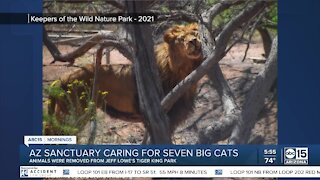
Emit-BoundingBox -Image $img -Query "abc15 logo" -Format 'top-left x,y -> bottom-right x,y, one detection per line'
284,147 -> 308,160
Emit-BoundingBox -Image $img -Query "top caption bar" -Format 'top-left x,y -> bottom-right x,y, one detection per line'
0,13 -> 157,24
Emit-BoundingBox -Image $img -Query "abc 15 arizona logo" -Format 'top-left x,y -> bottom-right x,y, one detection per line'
283,147 -> 308,165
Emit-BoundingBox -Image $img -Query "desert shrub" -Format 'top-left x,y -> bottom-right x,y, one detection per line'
43,79 -> 107,135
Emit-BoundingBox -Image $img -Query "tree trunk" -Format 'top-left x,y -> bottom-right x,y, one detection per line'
257,27 -> 272,57
125,0 -> 171,144
43,28 -> 62,60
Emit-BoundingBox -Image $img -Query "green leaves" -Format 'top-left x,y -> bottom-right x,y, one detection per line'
43,79 -> 101,136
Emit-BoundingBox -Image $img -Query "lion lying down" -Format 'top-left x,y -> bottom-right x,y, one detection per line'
47,23 -> 203,139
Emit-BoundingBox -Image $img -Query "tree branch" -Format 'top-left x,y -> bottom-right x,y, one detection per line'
241,9 -> 266,62
100,39 -> 133,61
44,30 -> 133,66
48,31 -> 116,65
201,0 -> 245,32
198,65 -> 241,144
53,34 -> 94,46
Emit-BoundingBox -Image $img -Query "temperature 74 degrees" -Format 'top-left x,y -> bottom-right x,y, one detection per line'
264,157 -> 276,164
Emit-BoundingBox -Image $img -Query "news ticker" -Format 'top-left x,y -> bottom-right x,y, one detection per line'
0,13 -> 157,24
20,166 -> 320,178
20,144 -> 320,166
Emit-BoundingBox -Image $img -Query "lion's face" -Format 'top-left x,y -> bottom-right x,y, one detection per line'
164,23 -> 202,60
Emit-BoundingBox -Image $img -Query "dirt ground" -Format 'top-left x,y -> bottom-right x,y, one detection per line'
43,37 -> 277,180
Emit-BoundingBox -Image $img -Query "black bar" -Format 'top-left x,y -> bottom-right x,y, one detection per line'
0,13 -> 158,24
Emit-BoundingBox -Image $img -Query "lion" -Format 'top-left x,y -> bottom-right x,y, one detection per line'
46,23 -> 203,138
